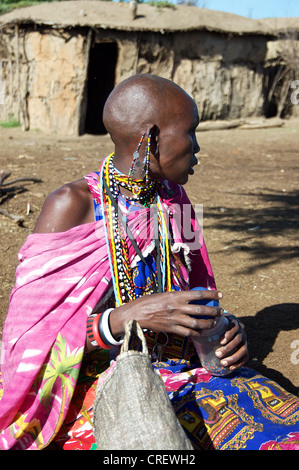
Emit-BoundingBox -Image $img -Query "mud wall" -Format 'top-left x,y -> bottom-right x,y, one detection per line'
171,32 -> 268,120
0,27 -> 88,134
0,26 -> 297,135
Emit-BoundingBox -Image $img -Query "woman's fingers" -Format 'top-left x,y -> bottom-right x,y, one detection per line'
215,317 -> 249,369
218,344 -> 249,370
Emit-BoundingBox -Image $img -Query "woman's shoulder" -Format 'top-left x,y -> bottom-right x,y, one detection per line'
34,178 -> 94,233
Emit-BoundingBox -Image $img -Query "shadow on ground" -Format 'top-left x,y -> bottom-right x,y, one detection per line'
204,188 -> 299,274
240,303 -> 299,395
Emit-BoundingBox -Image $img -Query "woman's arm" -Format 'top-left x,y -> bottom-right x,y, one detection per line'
86,289 -> 223,352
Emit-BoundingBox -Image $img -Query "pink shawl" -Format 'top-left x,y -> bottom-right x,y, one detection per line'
0,181 -> 214,449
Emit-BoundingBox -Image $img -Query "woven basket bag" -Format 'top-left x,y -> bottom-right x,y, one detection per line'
93,319 -> 193,450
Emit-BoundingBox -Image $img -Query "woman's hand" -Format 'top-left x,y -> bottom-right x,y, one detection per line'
215,314 -> 249,371
90,290 -> 249,372
109,289 -> 223,340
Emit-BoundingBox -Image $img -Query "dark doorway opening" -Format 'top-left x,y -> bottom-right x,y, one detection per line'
84,42 -> 118,135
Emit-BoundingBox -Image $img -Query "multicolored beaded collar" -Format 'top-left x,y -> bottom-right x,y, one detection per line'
98,153 -> 172,307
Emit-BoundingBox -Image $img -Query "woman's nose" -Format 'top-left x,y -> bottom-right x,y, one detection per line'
194,140 -> 200,154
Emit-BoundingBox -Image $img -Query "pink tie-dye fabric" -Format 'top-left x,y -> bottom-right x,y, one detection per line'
0,180 -> 214,449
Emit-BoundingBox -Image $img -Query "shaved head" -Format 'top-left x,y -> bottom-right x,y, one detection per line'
102,74 -> 193,144
102,74 -> 199,182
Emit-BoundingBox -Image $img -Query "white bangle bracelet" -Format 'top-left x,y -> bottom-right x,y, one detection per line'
100,308 -> 124,346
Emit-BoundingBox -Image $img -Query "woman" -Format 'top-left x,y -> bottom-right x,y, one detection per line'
0,75 -> 298,450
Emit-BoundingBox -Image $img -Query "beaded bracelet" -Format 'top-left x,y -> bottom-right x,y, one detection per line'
98,308 -> 124,347
86,313 -> 112,350
86,314 -> 99,347
86,309 -> 123,349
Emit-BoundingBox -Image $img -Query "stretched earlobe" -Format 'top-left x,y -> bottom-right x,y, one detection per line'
150,125 -> 160,160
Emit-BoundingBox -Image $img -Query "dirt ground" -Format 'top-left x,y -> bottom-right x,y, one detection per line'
0,118 -> 298,395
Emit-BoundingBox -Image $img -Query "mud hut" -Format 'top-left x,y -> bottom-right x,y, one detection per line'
0,1 -> 298,135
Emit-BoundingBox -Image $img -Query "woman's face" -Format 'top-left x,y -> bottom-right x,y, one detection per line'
149,96 -> 200,185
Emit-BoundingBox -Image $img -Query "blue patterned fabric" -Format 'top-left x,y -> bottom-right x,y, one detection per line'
152,361 -> 299,450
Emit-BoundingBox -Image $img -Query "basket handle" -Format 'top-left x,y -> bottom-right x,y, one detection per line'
120,319 -> 149,356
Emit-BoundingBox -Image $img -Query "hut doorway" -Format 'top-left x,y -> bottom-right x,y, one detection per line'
84,42 -> 118,135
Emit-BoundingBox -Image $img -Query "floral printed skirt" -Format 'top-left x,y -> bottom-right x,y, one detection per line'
54,350 -> 299,450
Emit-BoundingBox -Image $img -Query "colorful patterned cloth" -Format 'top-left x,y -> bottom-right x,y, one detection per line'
0,164 -> 298,450
55,352 -> 299,450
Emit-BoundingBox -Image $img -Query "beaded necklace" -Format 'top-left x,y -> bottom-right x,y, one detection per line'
99,153 -> 172,307
113,167 -> 156,209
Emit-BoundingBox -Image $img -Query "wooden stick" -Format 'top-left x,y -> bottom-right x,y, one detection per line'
0,208 -> 24,224
0,172 -> 42,224
0,170 -> 11,186
0,176 -> 42,187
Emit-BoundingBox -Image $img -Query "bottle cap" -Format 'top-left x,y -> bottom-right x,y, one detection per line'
199,314 -> 229,337
190,286 -> 219,319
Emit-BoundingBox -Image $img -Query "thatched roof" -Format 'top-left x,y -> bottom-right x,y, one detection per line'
260,16 -> 299,34
0,0 -> 292,36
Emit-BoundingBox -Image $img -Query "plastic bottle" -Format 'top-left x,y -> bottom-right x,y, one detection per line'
190,287 -> 231,377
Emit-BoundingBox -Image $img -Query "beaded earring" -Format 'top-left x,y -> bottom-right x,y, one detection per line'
129,132 -> 145,179
142,132 -> 151,184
